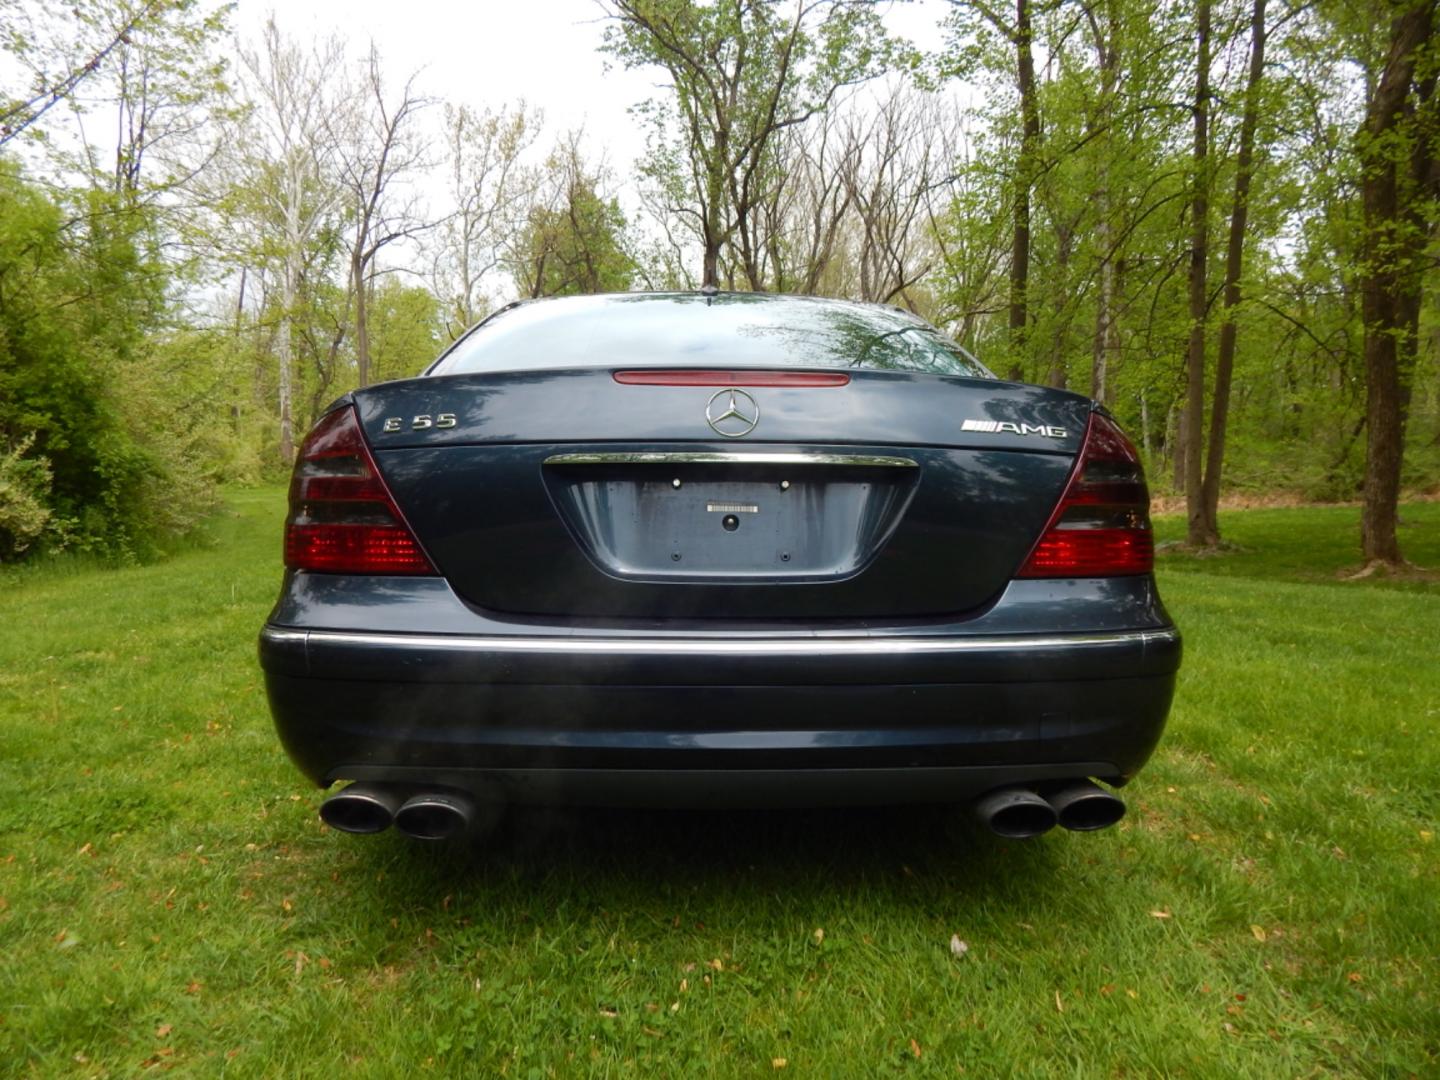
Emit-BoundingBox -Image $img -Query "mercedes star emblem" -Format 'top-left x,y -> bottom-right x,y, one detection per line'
705,388 -> 760,438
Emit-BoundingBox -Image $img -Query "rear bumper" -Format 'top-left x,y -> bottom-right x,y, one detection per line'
259,622 -> 1180,806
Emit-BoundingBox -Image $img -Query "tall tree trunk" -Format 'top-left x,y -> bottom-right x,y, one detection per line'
1092,197 -> 1115,404
702,233 -> 721,288
1358,2 -> 1436,567
1008,0 -> 1040,381
701,129 -> 727,288
1198,0 -> 1268,545
1171,404 -> 1185,490
1183,0 -> 1211,546
1047,222 -> 1074,388
353,253 -> 371,388
278,195 -> 300,465
1140,389 -> 1151,458
1090,1 -> 1119,404
231,267 -> 248,430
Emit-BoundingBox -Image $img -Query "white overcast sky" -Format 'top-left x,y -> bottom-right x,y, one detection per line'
231,0 -> 957,181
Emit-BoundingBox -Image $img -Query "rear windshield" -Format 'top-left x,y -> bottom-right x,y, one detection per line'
429,293 -> 992,379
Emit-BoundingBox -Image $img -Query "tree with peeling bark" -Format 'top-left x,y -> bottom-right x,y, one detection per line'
232,20 -> 349,464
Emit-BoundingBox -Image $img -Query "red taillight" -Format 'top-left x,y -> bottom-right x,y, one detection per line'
1017,412 -> 1153,578
613,370 -> 850,387
284,406 -> 436,575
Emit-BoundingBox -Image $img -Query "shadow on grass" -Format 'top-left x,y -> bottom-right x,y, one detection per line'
338,803 -> 1067,922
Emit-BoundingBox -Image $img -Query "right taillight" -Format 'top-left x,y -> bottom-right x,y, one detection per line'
284,406 -> 436,575
1016,412 -> 1153,578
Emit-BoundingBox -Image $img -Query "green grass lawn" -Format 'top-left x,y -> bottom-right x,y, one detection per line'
2,491 -> 1436,1077
1154,501 -> 1440,592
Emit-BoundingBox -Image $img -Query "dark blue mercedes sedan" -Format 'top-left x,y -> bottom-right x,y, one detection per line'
259,292 -> 1180,841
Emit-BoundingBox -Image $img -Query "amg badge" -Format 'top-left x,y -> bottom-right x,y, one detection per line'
961,419 -> 1069,438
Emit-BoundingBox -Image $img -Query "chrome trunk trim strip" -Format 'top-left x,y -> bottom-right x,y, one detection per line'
543,451 -> 919,468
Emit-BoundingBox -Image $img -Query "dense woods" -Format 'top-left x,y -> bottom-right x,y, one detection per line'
1,0 -> 1437,566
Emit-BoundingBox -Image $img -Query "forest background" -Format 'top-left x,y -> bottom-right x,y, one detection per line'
2,0 -> 1437,569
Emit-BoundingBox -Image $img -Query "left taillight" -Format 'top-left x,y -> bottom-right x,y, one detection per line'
1016,411 -> 1154,578
284,406 -> 436,575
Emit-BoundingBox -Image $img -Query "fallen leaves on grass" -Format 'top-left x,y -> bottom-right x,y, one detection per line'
1149,909 -> 1172,920
771,1058 -> 787,1069
949,935 -> 969,958
1250,925 -> 1268,942
155,1024 -> 172,1038
910,1038 -> 922,1059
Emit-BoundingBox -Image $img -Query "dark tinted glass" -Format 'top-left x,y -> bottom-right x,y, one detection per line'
430,293 -> 992,378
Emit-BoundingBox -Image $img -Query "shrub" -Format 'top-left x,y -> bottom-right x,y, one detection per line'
0,435 -> 52,559
0,160 -> 217,562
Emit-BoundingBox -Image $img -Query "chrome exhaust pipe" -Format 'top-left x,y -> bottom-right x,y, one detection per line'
973,787 -> 1058,839
319,782 -> 405,834
1047,780 -> 1126,832
393,790 -> 476,841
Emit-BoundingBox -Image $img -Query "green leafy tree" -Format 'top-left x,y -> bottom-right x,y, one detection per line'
1,0 -> 234,202
509,139 -> 636,298
366,278 -> 446,383
602,0 -> 892,288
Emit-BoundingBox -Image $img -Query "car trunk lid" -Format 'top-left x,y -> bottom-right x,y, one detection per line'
353,369 -> 1090,619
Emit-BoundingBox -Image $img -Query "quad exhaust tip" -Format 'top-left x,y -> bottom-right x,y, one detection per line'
319,782 -> 405,835
973,786 -> 1058,839
320,784 -> 477,840
973,781 -> 1126,838
1048,779 -> 1126,831
393,790 -> 476,841
323,780 -> 1122,841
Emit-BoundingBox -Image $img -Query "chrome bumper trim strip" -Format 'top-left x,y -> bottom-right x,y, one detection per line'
263,626 -> 1178,658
